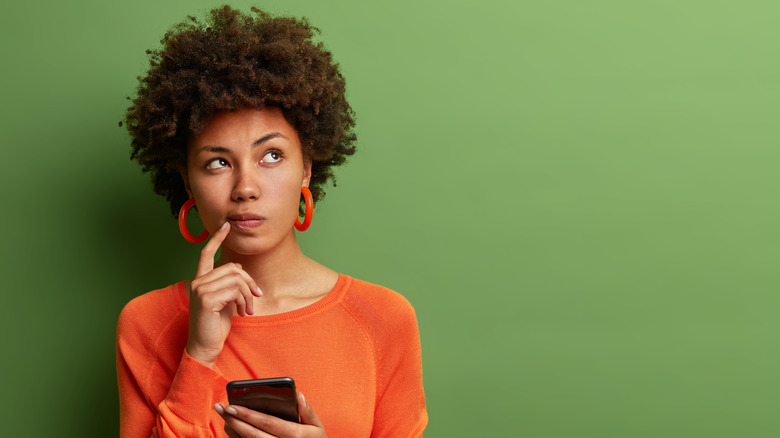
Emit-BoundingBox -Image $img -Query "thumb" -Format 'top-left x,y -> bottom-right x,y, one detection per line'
298,392 -> 324,427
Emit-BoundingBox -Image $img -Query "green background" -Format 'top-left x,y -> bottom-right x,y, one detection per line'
2,0 -> 779,436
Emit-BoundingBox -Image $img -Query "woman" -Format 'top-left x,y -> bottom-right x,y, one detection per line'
116,6 -> 427,437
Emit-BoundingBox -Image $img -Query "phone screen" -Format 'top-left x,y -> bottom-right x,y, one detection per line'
226,378 -> 299,423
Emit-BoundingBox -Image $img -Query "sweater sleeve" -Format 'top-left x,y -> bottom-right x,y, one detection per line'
117,290 -> 230,437
153,351 -> 229,436
369,293 -> 428,437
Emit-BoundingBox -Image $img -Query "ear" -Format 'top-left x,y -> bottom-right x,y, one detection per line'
302,159 -> 312,187
181,170 -> 193,199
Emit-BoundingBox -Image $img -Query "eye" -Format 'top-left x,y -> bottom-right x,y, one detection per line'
261,150 -> 282,164
206,158 -> 229,169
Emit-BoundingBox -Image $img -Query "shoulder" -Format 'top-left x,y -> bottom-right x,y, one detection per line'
343,276 -> 417,315
339,277 -> 424,404
339,276 -> 420,336
117,282 -> 188,345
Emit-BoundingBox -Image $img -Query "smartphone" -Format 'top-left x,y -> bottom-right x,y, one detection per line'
226,377 -> 299,423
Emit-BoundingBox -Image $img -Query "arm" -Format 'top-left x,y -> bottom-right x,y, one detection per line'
117,341 -> 229,437
117,222 -> 260,437
370,296 -> 428,437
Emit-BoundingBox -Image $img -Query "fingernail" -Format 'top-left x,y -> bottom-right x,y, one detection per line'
214,403 -> 225,415
225,405 -> 238,416
300,393 -> 306,405
256,287 -> 263,296
220,222 -> 228,230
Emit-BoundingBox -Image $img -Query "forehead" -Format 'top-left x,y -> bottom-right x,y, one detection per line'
191,107 -> 300,148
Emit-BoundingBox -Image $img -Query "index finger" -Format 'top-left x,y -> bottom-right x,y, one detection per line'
196,222 -> 230,277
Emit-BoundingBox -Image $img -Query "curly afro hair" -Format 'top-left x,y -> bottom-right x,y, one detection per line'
123,5 -> 356,217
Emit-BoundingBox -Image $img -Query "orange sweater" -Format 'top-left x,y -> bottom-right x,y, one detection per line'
116,274 -> 427,437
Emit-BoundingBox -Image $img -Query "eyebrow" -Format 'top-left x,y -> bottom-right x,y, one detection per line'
198,132 -> 289,153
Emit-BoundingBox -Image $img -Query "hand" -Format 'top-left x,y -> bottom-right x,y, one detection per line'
215,393 -> 327,438
186,222 -> 262,368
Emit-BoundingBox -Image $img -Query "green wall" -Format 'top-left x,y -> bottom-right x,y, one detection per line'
2,0 -> 779,436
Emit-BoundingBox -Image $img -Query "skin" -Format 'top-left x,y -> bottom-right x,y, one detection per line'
181,106 -> 337,437
215,394 -> 325,438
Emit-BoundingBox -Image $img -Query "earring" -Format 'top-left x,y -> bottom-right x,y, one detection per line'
178,198 -> 210,244
295,187 -> 314,232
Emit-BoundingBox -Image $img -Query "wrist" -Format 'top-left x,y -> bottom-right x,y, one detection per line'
186,344 -> 218,369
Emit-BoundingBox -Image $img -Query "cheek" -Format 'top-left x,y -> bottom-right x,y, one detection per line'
265,181 -> 305,225
269,182 -> 304,212
190,179 -> 219,203
189,185 -> 228,229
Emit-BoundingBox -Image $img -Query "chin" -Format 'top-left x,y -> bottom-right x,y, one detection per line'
223,232 -> 289,256
225,240 -> 274,256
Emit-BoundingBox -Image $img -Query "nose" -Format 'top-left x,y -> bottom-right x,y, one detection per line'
231,167 -> 260,201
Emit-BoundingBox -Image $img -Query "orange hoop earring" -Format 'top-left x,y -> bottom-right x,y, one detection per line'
178,198 -> 210,244
295,187 -> 313,232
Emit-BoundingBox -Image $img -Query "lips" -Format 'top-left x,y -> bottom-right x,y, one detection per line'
228,213 -> 266,230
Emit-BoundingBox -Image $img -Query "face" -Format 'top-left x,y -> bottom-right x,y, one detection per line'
183,107 -> 311,255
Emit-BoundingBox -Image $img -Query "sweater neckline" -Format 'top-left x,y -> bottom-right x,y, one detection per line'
174,273 -> 350,327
